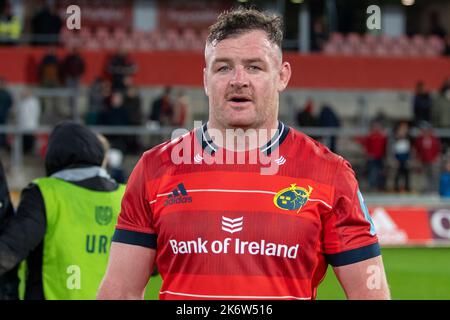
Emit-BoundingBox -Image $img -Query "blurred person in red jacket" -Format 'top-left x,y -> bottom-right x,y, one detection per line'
414,121 -> 442,193
357,120 -> 388,192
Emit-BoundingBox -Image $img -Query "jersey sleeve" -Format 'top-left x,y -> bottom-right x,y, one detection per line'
322,159 -> 380,267
112,156 -> 157,249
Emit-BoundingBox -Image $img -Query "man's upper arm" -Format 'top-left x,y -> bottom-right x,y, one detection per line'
322,159 -> 388,298
333,255 -> 390,300
98,156 -> 158,299
98,242 -> 156,300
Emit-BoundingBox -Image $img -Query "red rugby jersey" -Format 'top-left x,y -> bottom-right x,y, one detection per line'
113,122 -> 379,300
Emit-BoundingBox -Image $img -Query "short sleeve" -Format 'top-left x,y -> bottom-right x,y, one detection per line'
112,156 -> 157,249
322,159 -> 380,267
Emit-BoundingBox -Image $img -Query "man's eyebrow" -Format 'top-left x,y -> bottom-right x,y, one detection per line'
242,58 -> 265,64
211,58 -> 265,64
211,58 -> 232,64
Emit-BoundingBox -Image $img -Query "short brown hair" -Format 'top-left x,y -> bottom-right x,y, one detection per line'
207,7 -> 283,48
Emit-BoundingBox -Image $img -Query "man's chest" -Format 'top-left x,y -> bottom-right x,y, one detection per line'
149,170 -> 334,255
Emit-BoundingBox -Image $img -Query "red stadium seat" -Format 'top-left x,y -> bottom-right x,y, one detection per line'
340,43 -> 355,56
379,34 -> 392,47
85,38 -> 101,50
330,32 -> 344,45
102,37 -> 118,50
395,35 -> 409,49
79,27 -> 93,40
347,33 -> 361,45
389,44 -> 406,57
135,38 -> 154,51
166,29 -> 187,50
151,30 -> 171,50
95,26 -> 110,41
363,33 -> 377,48
427,36 -> 444,54
323,42 -> 339,55
411,34 -> 426,49
373,44 -> 389,57
356,44 -> 372,56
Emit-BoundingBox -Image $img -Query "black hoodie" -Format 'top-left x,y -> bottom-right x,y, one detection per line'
0,160 -> 19,299
0,121 -> 119,299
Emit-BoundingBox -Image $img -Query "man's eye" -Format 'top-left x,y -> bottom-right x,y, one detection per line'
217,66 -> 230,72
247,65 -> 261,71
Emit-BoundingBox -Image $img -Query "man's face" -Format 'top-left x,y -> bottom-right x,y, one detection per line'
204,30 -> 291,129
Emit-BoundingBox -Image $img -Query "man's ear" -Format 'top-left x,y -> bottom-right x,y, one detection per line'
203,67 -> 209,96
277,62 -> 291,92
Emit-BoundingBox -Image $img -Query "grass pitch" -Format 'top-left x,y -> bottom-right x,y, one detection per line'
145,247 -> 450,300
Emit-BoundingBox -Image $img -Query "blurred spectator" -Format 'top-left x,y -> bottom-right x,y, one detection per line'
393,121 -> 411,192
124,86 -> 143,126
61,46 -> 85,88
311,17 -> 328,52
414,122 -> 441,193
0,77 -> 12,149
373,111 -> 389,129
61,47 -> 85,119
173,90 -> 189,127
31,4 -> 62,45
431,78 -> 450,128
99,91 -> 129,151
124,85 -> 142,153
86,78 -> 104,125
444,35 -> 450,57
356,121 -> 388,192
318,104 -> 340,152
439,156 -> 450,198
296,99 -> 316,127
38,47 -> 62,123
107,48 -> 137,91
100,91 -> 129,126
428,11 -> 447,40
149,86 -> 174,126
38,47 -> 60,87
0,0 -> 21,45
16,87 -> 41,154
413,81 -> 432,125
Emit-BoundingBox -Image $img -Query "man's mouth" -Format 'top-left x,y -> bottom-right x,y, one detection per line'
228,95 -> 252,103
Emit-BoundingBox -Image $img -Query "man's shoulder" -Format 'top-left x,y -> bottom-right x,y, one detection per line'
140,129 -> 195,167
289,126 -> 344,165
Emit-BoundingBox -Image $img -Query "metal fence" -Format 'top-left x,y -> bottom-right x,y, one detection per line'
2,124 -> 450,171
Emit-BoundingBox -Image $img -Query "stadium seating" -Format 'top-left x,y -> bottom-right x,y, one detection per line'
324,32 -> 445,57
52,27 -> 450,57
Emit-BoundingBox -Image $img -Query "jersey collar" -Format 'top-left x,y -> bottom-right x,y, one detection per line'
195,121 -> 289,156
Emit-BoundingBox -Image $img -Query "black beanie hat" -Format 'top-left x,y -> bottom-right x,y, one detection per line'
45,121 -> 105,176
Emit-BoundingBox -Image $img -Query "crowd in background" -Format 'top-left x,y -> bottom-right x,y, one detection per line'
293,77 -> 450,197
1,1 -> 450,196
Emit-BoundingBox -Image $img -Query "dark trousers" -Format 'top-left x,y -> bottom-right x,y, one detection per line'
395,161 -> 410,192
368,159 -> 385,191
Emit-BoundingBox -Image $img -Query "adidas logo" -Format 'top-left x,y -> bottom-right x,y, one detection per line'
371,207 -> 407,244
164,183 -> 192,206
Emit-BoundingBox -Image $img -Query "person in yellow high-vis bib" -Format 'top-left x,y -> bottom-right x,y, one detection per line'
0,121 -> 125,299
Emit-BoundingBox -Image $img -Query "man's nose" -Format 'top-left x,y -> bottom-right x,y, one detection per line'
230,66 -> 249,88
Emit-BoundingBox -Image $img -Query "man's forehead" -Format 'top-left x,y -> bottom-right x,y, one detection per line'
205,30 -> 282,64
